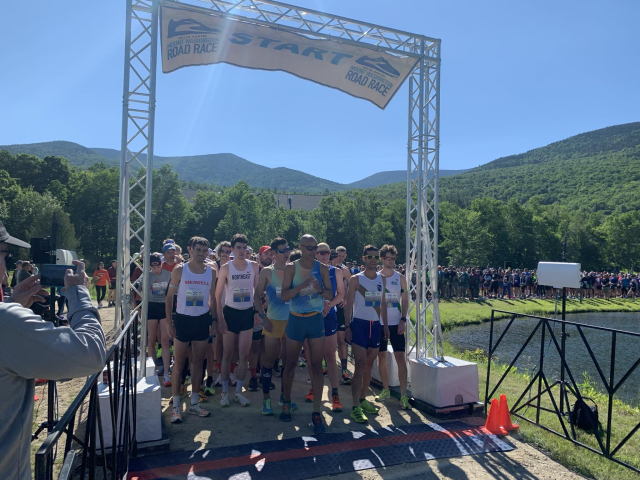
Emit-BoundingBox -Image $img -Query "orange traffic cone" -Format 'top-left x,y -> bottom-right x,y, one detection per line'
498,394 -> 519,432
485,398 -> 507,435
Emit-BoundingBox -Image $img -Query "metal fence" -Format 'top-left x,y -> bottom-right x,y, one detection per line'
35,314 -> 139,480
485,309 -> 640,473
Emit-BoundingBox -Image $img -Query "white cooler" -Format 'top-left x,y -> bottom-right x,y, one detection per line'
410,356 -> 479,408
96,375 -> 162,449
371,345 -> 401,387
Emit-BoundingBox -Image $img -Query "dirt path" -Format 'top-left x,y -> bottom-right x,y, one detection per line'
32,307 -> 585,479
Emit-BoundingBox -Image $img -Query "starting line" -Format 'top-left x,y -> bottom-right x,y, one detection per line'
128,421 -> 513,480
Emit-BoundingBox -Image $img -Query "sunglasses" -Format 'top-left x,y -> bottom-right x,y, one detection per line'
220,249 -> 232,255
302,245 -> 318,252
365,255 -> 380,260
383,256 -> 396,261
276,247 -> 291,254
318,251 -> 330,255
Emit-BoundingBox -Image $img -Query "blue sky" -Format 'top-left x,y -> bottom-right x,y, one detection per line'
1,1 -> 638,184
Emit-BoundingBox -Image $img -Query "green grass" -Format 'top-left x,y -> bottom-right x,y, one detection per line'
432,297 -> 640,330
449,341 -> 640,480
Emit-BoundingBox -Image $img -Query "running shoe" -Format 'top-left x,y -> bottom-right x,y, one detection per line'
249,377 -> 259,391
332,395 -> 343,412
234,392 -> 250,407
297,356 -> 306,367
306,377 -> 311,384
280,403 -> 292,422
312,413 -> 326,434
163,376 -> 171,387
350,406 -> 368,423
278,395 -> 298,410
220,392 -> 230,407
262,398 -> 274,416
198,389 -> 208,403
171,406 -> 182,423
400,395 -> 413,410
305,389 -> 314,402
188,403 -> 210,417
204,385 -> 215,396
360,399 -> 379,415
341,371 -> 351,385
229,372 -> 238,386
179,386 -> 185,396
375,389 -> 391,402
322,368 -> 328,376
214,374 -> 222,387
184,375 -> 191,386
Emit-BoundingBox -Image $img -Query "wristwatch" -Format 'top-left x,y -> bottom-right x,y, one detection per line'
259,313 -> 266,320
401,317 -> 407,322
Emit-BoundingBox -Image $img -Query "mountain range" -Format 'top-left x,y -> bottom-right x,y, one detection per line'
0,141 -> 467,193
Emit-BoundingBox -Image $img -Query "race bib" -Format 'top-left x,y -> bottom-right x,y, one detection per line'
365,291 -> 382,307
233,287 -> 251,303
151,282 -> 167,295
186,288 -> 204,306
386,293 -> 399,309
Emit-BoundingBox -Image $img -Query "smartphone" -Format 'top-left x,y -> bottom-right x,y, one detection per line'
41,264 -> 77,287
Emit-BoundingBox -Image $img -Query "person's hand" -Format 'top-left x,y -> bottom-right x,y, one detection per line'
168,323 -> 176,340
384,326 -> 390,341
338,299 -> 347,308
264,317 -> 273,333
322,300 -> 331,317
345,326 -> 352,344
299,276 -> 314,289
397,320 -> 406,336
210,322 -> 218,337
10,274 -> 48,308
64,260 -> 89,289
218,317 -> 228,334
254,312 -> 262,326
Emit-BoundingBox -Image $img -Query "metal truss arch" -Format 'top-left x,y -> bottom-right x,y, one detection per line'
118,0 -> 442,374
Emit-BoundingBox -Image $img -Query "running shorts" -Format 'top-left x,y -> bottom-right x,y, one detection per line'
336,305 -> 346,331
252,329 -> 263,341
223,305 -> 255,334
147,302 -> 166,321
263,318 -> 288,339
324,312 -> 338,337
286,312 -> 324,343
379,324 -> 406,352
109,281 -> 116,290
174,311 -> 212,343
349,318 -> 381,350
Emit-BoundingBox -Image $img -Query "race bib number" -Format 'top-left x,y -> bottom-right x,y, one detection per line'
365,291 -> 382,307
233,287 -> 251,303
386,293 -> 399,309
151,282 -> 167,296
186,288 -> 204,306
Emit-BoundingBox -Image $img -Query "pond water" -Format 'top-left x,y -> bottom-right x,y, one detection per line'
445,311 -> 640,406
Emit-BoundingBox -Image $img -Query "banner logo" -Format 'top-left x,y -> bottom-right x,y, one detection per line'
355,56 -> 400,78
168,18 -> 221,38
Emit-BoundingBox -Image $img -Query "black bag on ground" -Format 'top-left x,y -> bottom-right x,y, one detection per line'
571,396 -> 599,431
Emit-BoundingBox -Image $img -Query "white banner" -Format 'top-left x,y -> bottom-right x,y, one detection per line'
160,4 -> 419,109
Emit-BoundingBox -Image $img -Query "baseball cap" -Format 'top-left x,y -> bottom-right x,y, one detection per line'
0,221 -> 31,248
162,243 -> 177,253
258,246 -> 271,255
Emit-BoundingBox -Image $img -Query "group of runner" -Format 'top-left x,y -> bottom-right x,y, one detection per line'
136,234 -> 411,434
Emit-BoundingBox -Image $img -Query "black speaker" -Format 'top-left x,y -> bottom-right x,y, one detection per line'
30,237 -> 51,264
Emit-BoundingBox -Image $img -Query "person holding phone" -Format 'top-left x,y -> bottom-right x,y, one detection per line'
0,219 -> 106,479
92,262 -> 110,309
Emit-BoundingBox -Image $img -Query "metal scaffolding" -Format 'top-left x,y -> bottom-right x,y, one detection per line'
117,0 -> 442,375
